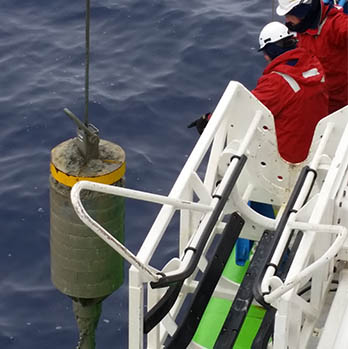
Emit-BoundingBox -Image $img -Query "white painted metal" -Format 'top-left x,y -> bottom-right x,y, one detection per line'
318,269 -> 348,349
261,121 -> 335,296
71,181 -> 212,282
71,181 -> 212,213
264,222 -> 347,303
270,107 -> 348,349
69,85 -> 348,348
166,111 -> 264,279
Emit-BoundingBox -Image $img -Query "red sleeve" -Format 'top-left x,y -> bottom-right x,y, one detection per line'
328,11 -> 348,47
252,74 -> 288,118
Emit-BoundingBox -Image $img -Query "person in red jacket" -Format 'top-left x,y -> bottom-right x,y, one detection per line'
277,0 -> 348,114
187,22 -> 328,265
252,21 -> 328,163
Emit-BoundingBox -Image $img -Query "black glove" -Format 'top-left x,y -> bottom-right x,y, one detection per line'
187,112 -> 212,135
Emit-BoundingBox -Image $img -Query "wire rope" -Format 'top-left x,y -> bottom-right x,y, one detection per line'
85,0 -> 90,126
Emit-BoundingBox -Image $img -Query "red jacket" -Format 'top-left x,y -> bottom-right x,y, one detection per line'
297,3 -> 348,113
252,48 -> 328,163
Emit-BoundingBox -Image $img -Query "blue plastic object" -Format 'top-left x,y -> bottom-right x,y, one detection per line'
235,201 -> 275,266
235,238 -> 253,266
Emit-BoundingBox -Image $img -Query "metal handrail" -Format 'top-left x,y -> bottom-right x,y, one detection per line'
150,110 -> 265,286
70,181 -> 212,282
150,154 -> 247,289
70,108 -> 268,288
264,222 -> 347,304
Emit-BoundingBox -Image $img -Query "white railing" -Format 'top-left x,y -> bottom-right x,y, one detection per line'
70,181 -> 213,282
70,79 -> 348,349
71,81 -> 288,348
261,106 -> 348,349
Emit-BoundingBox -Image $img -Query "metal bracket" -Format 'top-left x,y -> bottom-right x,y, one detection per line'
64,107 -> 100,161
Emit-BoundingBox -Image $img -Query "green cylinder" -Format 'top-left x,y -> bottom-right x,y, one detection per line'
50,138 -> 126,298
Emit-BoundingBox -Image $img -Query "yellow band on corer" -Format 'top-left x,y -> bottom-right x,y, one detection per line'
50,161 -> 126,187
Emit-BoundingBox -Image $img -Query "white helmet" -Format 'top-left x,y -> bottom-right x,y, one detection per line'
258,21 -> 293,51
276,0 -> 312,16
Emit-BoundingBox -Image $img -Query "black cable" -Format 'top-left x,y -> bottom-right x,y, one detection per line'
85,0 -> 90,126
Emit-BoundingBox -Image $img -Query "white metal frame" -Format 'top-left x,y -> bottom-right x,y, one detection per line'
70,84 -> 348,348
262,106 -> 348,349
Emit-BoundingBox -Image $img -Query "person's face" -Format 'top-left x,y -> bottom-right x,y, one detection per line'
263,53 -> 271,63
285,14 -> 302,25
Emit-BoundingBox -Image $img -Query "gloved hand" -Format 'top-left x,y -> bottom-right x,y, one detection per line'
187,112 -> 212,135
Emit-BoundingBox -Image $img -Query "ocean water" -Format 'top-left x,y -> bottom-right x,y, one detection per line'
0,1 -> 279,348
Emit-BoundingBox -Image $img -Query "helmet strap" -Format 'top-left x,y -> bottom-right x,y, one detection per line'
264,38 -> 297,60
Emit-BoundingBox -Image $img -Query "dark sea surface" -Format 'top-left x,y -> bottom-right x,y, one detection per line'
0,1 -> 280,348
